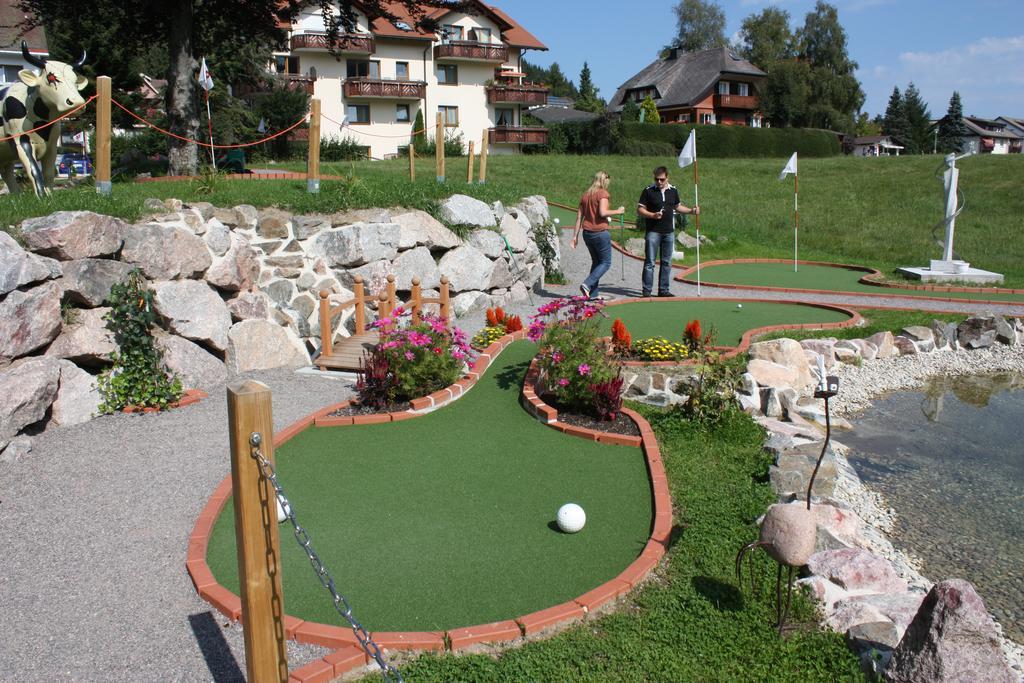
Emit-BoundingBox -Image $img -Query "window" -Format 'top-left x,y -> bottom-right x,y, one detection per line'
468,27 -> 492,43
702,113 -> 715,125
396,104 -> 410,122
347,104 -> 370,124
347,60 -> 379,79
437,64 -> 458,85
275,55 -> 300,75
495,108 -> 514,126
676,113 -> 690,123
395,62 -> 409,81
737,82 -> 749,97
1,64 -> 21,82
718,81 -> 729,95
439,105 -> 459,127
442,24 -> 463,41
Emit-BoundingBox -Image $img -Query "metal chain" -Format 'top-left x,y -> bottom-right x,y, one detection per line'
248,433 -> 403,682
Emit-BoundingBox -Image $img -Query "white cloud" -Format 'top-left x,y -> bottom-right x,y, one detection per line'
861,35 -> 1024,117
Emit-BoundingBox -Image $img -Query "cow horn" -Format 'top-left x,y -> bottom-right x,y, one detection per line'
73,49 -> 87,69
21,41 -> 47,69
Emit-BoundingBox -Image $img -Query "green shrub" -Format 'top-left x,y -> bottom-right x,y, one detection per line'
96,270 -> 182,413
618,122 -> 841,158
320,135 -> 370,161
413,129 -> 465,157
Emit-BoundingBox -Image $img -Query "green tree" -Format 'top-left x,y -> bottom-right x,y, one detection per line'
737,7 -> 794,69
575,62 -> 604,113
640,96 -> 661,124
758,59 -> 811,128
936,91 -> 969,154
668,0 -> 728,53
902,82 -> 932,154
796,1 -> 864,132
882,86 -> 910,146
522,59 -> 579,99
412,108 -> 426,149
620,100 -> 641,123
253,83 -> 310,158
855,112 -> 882,136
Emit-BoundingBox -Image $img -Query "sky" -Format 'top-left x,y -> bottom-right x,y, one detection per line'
507,0 -> 1024,119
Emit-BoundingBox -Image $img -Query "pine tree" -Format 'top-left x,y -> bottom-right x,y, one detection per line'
882,86 -> 909,147
640,96 -> 660,124
575,62 -> 604,113
902,82 -> 931,154
621,100 -> 641,123
412,108 -> 426,149
936,91 -> 968,154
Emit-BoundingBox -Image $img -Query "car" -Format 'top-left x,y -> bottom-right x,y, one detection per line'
56,152 -> 93,177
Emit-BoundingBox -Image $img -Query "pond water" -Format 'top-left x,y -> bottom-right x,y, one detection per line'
842,372 -> 1024,643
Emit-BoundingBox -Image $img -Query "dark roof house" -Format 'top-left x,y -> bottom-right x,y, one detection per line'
961,116 -> 1022,154
0,0 -> 48,83
610,47 -> 766,127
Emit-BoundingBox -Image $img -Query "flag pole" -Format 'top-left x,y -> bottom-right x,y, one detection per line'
620,213 -> 625,281
205,88 -> 216,170
793,172 -> 799,272
693,154 -> 701,296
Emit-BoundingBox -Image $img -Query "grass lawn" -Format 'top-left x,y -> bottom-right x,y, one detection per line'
207,341 -> 653,631
599,299 -> 854,344
755,307 -> 969,343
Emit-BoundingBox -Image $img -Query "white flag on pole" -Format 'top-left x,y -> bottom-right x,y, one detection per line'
779,152 -> 798,180
677,129 -> 696,168
257,118 -> 267,134
72,131 -> 86,144
198,57 -> 214,92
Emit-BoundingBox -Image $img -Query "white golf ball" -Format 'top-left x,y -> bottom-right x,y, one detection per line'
737,303 -> 743,309
554,218 -> 560,225
556,503 -> 586,533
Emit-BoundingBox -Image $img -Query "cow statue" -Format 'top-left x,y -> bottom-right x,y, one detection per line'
0,41 -> 87,197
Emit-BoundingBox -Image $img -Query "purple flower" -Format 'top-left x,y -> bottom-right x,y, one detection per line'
558,378 -> 569,387
404,351 -> 415,361
578,363 -> 591,376
551,351 -> 564,363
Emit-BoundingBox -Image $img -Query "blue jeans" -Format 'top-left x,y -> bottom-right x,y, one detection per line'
643,231 -> 674,295
581,229 -> 612,297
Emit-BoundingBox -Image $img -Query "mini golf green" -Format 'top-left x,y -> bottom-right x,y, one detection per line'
206,341 -> 653,631
599,299 -> 853,344
687,262 -> 1024,303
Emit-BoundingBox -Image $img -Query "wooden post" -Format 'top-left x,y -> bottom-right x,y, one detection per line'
467,140 -> 475,184
435,112 -> 445,182
95,76 -> 112,195
318,291 -> 332,368
408,142 -> 415,181
227,381 -> 288,683
478,132 -> 489,185
307,98 -> 321,194
385,274 -> 396,315
439,276 -> 451,321
410,277 -> 422,325
353,276 -> 365,335
378,291 -> 390,325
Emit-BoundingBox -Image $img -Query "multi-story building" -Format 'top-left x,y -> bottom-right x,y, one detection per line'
274,1 -> 549,159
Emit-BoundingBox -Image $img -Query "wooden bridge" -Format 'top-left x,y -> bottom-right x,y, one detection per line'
315,274 -> 451,371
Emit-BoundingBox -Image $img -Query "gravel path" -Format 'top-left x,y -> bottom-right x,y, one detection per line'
2,225 -> 1021,681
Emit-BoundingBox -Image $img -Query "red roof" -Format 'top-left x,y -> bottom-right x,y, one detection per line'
0,0 -> 48,54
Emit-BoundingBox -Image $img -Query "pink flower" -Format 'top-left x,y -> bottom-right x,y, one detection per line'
392,306 -> 405,317
552,351 -> 564,363
404,351 -> 415,361
578,363 -> 591,376
558,378 -> 569,387
433,347 -> 442,354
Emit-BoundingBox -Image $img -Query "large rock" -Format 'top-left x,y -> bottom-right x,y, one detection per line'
886,580 -> 1015,683
800,338 -> 837,366
0,231 -> 61,296
0,357 -> 62,440
205,232 -> 260,292
993,316 -> 1016,346
438,245 -> 495,292
256,208 -> 292,239
292,214 -> 331,241
807,548 -> 907,594
152,281 -> 231,352
748,339 -> 814,390
391,246 -> 441,290
500,213 -> 530,253
45,307 -> 116,367
488,257 -> 516,289
309,222 -> 401,267
467,229 -> 505,258
156,333 -> 228,391
393,210 -> 461,250
60,258 -> 135,308
516,195 -> 550,229
262,278 -> 297,306
846,592 -> 926,634
121,223 -> 212,280
203,220 -> 232,256
866,330 -> 896,358
50,361 -> 101,427
759,502 -> 817,566
747,358 -> 799,390
957,316 -> 998,349
450,290 -> 491,317
328,208 -> 392,226
225,320 -> 310,373
226,291 -> 271,322
929,320 -> 958,350
0,280 -> 62,364
21,211 -> 126,260
900,326 -> 935,346
437,194 -> 496,228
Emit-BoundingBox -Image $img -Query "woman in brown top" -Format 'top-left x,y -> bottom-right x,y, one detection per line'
571,171 -> 625,299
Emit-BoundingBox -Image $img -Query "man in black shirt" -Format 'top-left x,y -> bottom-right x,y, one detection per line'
636,166 -> 699,297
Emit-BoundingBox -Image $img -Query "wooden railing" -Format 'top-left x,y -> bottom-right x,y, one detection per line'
318,276 -> 368,361
713,93 -> 758,110
291,32 -> 375,54
486,84 -> 549,105
343,78 -> 427,99
489,126 -> 549,145
434,41 -> 508,62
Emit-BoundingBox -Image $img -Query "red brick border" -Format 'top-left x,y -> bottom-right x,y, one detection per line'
122,388 -> 208,414
674,258 -> 1024,308
186,326 -> 670,676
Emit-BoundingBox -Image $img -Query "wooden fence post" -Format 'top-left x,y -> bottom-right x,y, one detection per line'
439,276 -> 451,321
436,112 -> 445,182
410,277 -> 422,325
467,140 -> 475,184
95,75 -> 112,196
307,98 -> 321,194
318,291 -> 332,367
354,276 -> 365,335
227,381 -> 288,683
478,132 -> 489,185
385,274 -> 396,315
408,142 -> 415,181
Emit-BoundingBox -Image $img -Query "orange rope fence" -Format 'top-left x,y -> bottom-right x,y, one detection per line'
321,112 -> 430,140
0,95 -> 97,143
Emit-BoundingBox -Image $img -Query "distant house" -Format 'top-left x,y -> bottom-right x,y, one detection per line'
996,117 -> 1024,153
0,0 -> 49,83
610,47 -> 766,127
853,135 -> 904,156
961,116 -> 1022,155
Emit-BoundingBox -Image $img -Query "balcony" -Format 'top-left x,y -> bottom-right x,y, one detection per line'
489,126 -> 548,145
291,31 -> 375,55
343,78 -> 426,100
236,73 -> 315,97
486,84 -> 549,105
434,41 -> 508,63
713,93 -> 758,110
